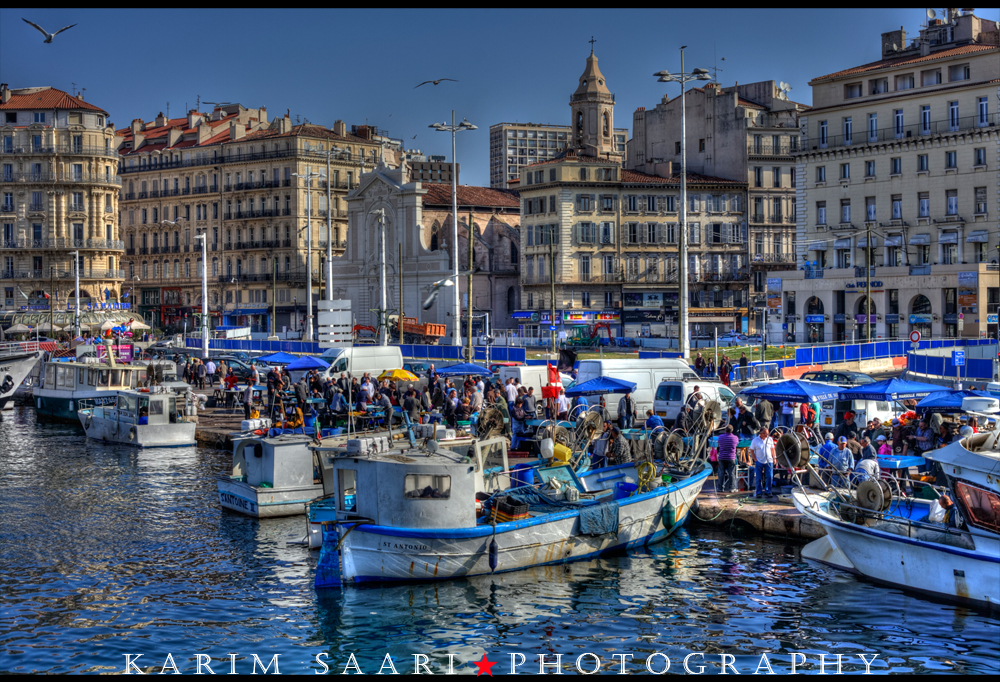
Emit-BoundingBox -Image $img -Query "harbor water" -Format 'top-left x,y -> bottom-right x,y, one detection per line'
2,407 -> 998,675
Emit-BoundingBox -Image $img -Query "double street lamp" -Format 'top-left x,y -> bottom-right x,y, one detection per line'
430,112 -> 477,347
292,168 -> 327,342
654,47 -> 711,359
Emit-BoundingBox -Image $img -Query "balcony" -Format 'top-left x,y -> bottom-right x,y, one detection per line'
5,238 -> 125,250
909,264 -> 932,276
139,247 -> 149,255
313,209 -> 348,219
802,112 -> 999,152
752,253 -> 797,264
747,144 -> 794,156
217,269 -> 320,284
151,246 -> 160,254
170,245 -> 181,253
804,268 -> 824,279
28,202 -> 45,212
0,268 -> 126,280
69,203 -> 86,212
0,143 -> 119,159
126,247 -> 135,255
317,240 -> 349,250
1,203 -> 13,213
3,171 -> 121,186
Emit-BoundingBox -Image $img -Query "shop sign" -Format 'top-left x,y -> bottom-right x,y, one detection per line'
854,314 -> 876,323
845,281 -> 883,289
958,272 -> 978,307
561,311 -> 619,323
621,309 -> 664,323
884,314 -> 899,324
766,278 -> 782,313
943,313 -> 959,324
833,314 -> 846,323
805,315 -> 825,323
909,314 -> 932,324
622,292 -> 665,308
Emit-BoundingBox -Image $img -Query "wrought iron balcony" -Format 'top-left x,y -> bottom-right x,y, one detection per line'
0,144 -> 119,158
802,112 -> 999,153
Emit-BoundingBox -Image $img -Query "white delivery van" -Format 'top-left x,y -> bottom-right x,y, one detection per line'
652,381 -> 737,427
817,398 -> 897,434
497,365 -> 574,394
319,346 -> 403,380
575,359 -> 699,419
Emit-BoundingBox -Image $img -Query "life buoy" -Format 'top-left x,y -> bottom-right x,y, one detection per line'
85,413 -> 93,430
129,426 -> 137,442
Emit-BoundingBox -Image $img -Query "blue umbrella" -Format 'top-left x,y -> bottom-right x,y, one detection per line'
915,389 -> 993,415
741,379 -> 842,403
435,362 -> 493,377
838,378 -> 945,402
285,355 -> 330,371
564,376 -> 637,397
256,351 -> 298,364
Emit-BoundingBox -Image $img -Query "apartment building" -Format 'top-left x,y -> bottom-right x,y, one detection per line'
1,85 -> 122,318
515,52 -> 747,339
628,80 -> 808,333
490,122 -> 627,189
116,107 -> 381,333
787,9 -> 1000,343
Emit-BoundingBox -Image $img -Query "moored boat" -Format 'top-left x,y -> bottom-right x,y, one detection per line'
78,387 -> 196,447
0,344 -> 44,412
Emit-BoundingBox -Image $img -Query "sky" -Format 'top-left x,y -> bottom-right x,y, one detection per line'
3,8 -> 998,187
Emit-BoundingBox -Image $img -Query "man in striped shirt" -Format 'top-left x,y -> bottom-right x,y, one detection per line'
716,424 -> 740,493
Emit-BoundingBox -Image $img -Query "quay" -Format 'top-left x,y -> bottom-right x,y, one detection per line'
691,487 -> 825,540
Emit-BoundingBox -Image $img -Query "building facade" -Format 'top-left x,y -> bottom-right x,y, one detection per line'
116,107 -> 382,334
628,80 -> 807,333
337,163 -> 521,338
402,150 -> 459,184
1,85 -> 123,320
515,53 -> 748,340
489,121 -> 627,189
789,9 -> 999,343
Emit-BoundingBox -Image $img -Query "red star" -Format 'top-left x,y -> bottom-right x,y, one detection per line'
473,653 -> 496,677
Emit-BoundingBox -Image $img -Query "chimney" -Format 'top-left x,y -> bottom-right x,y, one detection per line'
130,118 -> 144,136
229,120 -> 246,141
881,27 -> 906,58
187,109 -> 202,129
0,84 -> 10,104
333,119 -> 346,136
258,106 -> 268,124
197,120 -> 212,144
154,112 -> 167,127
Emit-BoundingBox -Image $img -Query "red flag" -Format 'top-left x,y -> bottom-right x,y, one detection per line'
541,363 -> 562,399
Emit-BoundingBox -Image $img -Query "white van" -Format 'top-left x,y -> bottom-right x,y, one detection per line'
575,359 -> 699,419
319,346 -> 403,380
498,365 -> 574,394
652,381 -> 737,427
818,398 -> 897,433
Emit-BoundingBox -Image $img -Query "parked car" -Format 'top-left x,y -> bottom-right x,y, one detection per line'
799,370 -> 875,386
403,362 -> 431,376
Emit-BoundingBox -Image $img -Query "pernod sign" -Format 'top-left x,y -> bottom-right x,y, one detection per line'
845,281 -> 883,289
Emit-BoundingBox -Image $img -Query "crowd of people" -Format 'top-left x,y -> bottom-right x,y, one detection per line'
694,352 -> 750,387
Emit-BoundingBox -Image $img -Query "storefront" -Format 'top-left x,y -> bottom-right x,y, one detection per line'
804,296 -> 825,343
225,307 -> 270,333
621,309 -> 664,338
909,294 -> 933,339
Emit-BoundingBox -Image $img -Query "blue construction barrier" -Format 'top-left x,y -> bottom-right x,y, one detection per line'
907,351 -> 996,380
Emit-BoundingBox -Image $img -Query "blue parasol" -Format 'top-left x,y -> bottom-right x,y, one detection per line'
741,379 -> 843,403
564,376 -> 637,397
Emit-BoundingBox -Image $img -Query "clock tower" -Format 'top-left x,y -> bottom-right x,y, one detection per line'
570,48 -> 619,160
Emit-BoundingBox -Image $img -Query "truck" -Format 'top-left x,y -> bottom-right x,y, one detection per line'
387,315 -> 448,345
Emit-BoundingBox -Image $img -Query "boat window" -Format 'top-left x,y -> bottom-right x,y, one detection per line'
167,397 -> 177,423
404,474 -> 452,499
119,394 -> 137,413
88,369 -> 97,386
954,481 -> 1000,533
56,366 -> 69,388
148,399 -> 164,416
78,369 -> 86,384
45,364 -> 55,387
111,370 -> 122,386
138,397 -> 149,423
99,370 -> 110,386
337,469 -> 356,512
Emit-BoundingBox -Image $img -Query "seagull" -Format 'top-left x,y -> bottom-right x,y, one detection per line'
422,271 -> 473,310
22,18 -> 77,43
412,135 -> 418,140
415,78 -> 458,89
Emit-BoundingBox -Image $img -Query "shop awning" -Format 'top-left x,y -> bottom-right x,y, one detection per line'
808,241 -> 828,251
230,308 -> 269,315
857,236 -> 878,248
908,234 -> 930,246
938,232 -> 958,244
966,230 -> 989,243
884,235 -> 902,247
834,238 -> 851,249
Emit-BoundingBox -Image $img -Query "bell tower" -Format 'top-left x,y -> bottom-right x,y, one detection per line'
570,43 -> 619,159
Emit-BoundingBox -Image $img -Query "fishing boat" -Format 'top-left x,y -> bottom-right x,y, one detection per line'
311,432 -> 710,586
793,409 -> 1000,608
0,343 -> 44,412
78,387 -> 196,447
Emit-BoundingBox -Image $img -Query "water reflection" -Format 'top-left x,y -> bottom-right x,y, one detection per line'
1,405 -> 997,674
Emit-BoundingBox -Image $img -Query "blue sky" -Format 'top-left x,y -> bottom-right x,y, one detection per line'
3,8 -> 997,186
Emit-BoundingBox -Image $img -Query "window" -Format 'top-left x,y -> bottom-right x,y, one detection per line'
892,195 -> 902,220
841,200 -> 850,224
549,195 -> 556,213
843,117 -> 853,144
665,196 -> 676,212
945,151 -> 956,169
603,255 -> 615,277
918,192 -> 929,218
946,190 -> 958,216
891,157 -> 901,175
819,121 -> 828,147
581,291 -> 591,307
894,109 -> 904,138
578,168 -> 588,181
627,195 -> 638,212
840,163 -> 850,180
921,105 -> 931,134
698,138 -> 705,152
975,148 -> 986,166
979,96 -> 989,127
917,154 -> 928,172
865,160 -> 875,177
836,248 -> 850,269
943,239 -> 957,265
689,223 -> 700,245
954,482 -> 1000,534
844,83 -> 862,99
754,167 -> 763,187
647,195 -> 657,212
865,197 -> 876,222
578,195 -> 591,212
816,166 -> 826,183
601,195 -> 614,212
34,112 -> 46,123
675,141 -> 681,154
772,167 -> 781,188
604,291 -> 613,308
949,101 -> 959,130
579,255 -> 591,281
816,201 -> 827,225
895,74 -> 914,91
975,187 -> 987,215
867,113 -> 878,141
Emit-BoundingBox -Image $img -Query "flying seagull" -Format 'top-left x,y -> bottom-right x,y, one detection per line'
22,18 -> 77,43
415,78 -> 458,89
412,135 -> 418,140
423,272 -> 473,310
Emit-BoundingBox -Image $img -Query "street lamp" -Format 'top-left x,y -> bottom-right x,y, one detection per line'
194,232 -> 208,359
322,145 -> 347,301
654,47 -> 711,359
430,112 -> 477,346
292,168 -> 327,343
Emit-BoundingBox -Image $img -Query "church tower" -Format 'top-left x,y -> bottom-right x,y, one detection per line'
570,47 -> 619,159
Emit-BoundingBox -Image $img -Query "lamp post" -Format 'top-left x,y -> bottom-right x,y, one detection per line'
370,207 -> 389,346
323,145 -> 346,301
194,232 -> 208,359
654,47 -> 712,359
430,112 -> 477,346
292,168 -> 327,343
73,249 -> 80,338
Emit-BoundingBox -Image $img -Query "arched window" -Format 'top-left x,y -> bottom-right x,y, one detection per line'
806,297 -> 824,315
507,286 -> 516,314
603,112 -> 610,136
911,294 -> 931,314
184,259 -> 191,278
430,222 -> 440,251
910,294 -> 932,338
211,258 -> 218,276
857,296 -> 876,315
576,111 -> 584,136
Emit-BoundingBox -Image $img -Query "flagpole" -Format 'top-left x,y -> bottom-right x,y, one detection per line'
73,250 -> 80,339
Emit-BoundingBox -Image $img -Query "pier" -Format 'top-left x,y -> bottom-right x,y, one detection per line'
691,487 -> 825,540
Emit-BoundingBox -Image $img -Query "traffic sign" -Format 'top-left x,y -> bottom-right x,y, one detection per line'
909,330 -> 921,343
952,350 -> 965,366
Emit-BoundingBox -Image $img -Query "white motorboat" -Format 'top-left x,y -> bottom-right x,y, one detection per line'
78,388 -> 196,447
793,430 -> 1000,608
311,434 -> 710,586
0,343 -> 45,412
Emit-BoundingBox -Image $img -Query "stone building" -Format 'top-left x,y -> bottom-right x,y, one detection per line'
115,107 -> 382,334
515,52 -> 748,340
628,80 -> 808,333
1,85 -> 122,317
787,9 -> 999,343
336,162 -> 521,339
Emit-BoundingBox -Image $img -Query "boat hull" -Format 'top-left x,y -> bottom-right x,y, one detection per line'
217,476 -> 324,518
315,464 -> 709,586
78,410 -> 196,447
793,490 -> 999,608
0,351 -> 43,412
35,389 -> 118,422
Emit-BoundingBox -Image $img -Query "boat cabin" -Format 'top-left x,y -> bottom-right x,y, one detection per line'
84,389 -> 181,426
230,435 -> 318,490
43,362 -> 140,393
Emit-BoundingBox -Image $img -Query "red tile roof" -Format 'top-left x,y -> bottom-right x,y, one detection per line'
621,168 -> 745,186
738,97 -> 766,110
242,123 -> 373,145
421,183 -> 520,208
810,44 -> 998,83
0,87 -> 107,113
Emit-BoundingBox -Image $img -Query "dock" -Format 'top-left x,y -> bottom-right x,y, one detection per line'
690,487 -> 825,540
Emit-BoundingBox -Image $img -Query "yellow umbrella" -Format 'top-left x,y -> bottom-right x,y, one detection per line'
378,368 -> 418,382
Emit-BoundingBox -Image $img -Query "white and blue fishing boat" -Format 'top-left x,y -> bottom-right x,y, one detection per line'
794,398 -> 1000,608
78,387 -> 196,447
311,434 -> 710,586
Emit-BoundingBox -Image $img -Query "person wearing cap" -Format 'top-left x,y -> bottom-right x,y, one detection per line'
817,432 -> 839,483
749,426 -> 776,498
877,434 -> 892,456
828,436 -> 855,487
834,411 -> 859,443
